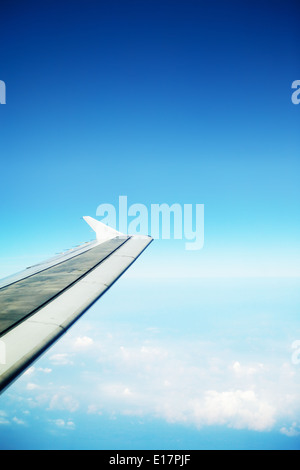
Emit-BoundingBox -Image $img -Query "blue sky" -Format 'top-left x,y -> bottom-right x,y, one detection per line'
0,0 -> 300,450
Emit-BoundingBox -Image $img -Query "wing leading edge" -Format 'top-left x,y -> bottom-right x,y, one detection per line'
0,217 -> 152,394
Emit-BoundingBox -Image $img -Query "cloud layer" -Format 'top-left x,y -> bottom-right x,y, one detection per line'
6,324 -> 297,437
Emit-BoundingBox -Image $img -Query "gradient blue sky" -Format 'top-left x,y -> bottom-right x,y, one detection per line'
0,0 -> 300,450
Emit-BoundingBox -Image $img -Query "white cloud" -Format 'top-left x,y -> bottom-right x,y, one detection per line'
53,418 -> 65,427
26,383 -> 40,391
280,363 -> 296,379
191,390 -> 276,431
0,411 -> 9,425
65,420 -> 75,429
37,367 -> 52,374
48,393 -> 79,413
49,353 -> 73,366
12,416 -> 25,426
231,361 -> 264,377
280,422 -> 300,437
21,366 -> 52,381
51,419 -> 75,430
73,336 -> 94,350
87,404 -> 102,415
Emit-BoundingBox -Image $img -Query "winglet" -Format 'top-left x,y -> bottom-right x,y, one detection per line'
83,216 -> 124,242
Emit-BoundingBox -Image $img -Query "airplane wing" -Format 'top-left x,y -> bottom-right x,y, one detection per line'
0,217 -> 152,394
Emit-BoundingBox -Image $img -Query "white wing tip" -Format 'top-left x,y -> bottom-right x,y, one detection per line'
83,216 -> 124,242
